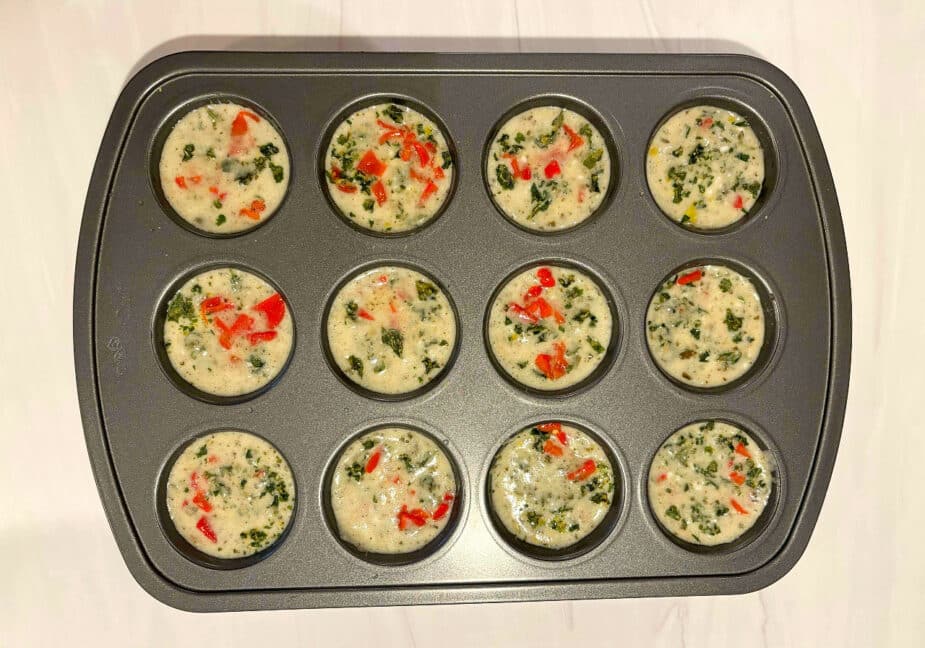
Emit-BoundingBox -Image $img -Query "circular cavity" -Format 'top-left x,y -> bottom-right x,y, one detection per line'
488,422 -> 617,554
645,263 -> 765,389
321,100 -> 455,234
163,430 -> 295,562
486,263 -> 614,393
161,266 -> 294,399
158,101 -> 290,234
646,104 -> 764,230
485,104 -> 612,232
325,264 -> 458,397
647,420 -> 774,547
327,426 -> 459,560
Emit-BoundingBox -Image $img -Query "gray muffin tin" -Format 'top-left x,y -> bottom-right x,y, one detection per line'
74,52 -> 851,611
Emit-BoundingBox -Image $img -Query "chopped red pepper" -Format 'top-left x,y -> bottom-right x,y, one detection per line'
536,422 -> 566,445
701,117 -> 714,129
525,297 -> 565,324
508,303 -> 538,324
562,124 -> 584,151
253,293 -> 286,329
676,269 -> 703,285
189,175 -> 202,185
433,165 -> 445,180
732,194 -> 744,209
544,160 -> 561,179
199,296 -> 235,319
521,166 -> 531,180
247,330 -> 278,345
432,502 -> 450,521
734,442 -> 751,459
189,471 -> 199,490
174,176 -> 187,189
536,267 -> 555,287
397,505 -> 429,530
657,473 -> 668,483
543,439 -> 564,457
524,284 -> 543,299
196,516 -> 218,543
365,449 -> 381,473
330,165 -> 342,180
418,180 -> 438,206
567,459 -> 597,482
336,183 -> 358,193
411,141 -> 430,167
214,313 -> 255,349
239,199 -> 266,221
192,490 -> 212,513
729,471 -> 746,485
372,180 -> 388,205
730,498 -> 748,515
424,141 -> 437,154
357,308 -> 375,321
357,150 -> 387,177
535,341 -> 568,380
209,186 -> 219,195
230,109 -> 261,136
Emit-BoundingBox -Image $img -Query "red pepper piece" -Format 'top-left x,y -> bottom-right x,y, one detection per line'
239,199 -> 266,221
730,498 -> 748,515
409,167 -> 429,183
508,303 -> 538,324
365,449 -> 381,473
330,166 -> 342,180
676,269 -> 703,285
253,293 -> 286,329
734,442 -> 751,459
357,150 -> 387,177
567,459 -> 597,482
214,313 -> 255,349
231,109 -> 261,136
397,504 -> 429,530
196,516 -> 218,543
657,473 -> 668,483
729,471 -> 746,485
376,119 -> 406,144
189,471 -> 199,490
524,284 -> 543,300
537,422 -> 566,445
209,186 -> 219,195
192,490 -> 212,513
199,296 -> 235,319
521,166 -> 531,180
732,194 -> 744,209
543,438 -> 564,457
247,330 -> 277,345
544,160 -> 561,179
418,180 -> 438,206
174,176 -> 187,189
357,308 -> 375,321
372,180 -> 388,205
189,175 -> 202,185
336,183 -> 358,193
536,267 -> 555,287
535,341 -> 568,380
411,141 -> 430,167
562,124 -> 584,151
432,502 -> 450,521
527,297 -> 562,324
433,165 -> 445,180
701,117 -> 714,129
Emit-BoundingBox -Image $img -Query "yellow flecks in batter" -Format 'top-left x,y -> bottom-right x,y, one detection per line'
649,146 -> 658,157
727,115 -> 736,123
684,204 -> 698,222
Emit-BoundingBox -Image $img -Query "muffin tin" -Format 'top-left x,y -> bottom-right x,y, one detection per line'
74,52 -> 851,611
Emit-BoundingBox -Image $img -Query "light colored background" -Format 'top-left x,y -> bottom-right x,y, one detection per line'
2,1 -> 922,646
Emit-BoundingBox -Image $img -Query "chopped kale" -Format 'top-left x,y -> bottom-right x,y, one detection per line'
381,328 -> 404,357
196,445 -> 208,458
182,143 -> 195,161
495,163 -> 514,190
383,104 -> 404,123
348,355 -> 364,378
166,293 -> 196,324
582,148 -> 603,169
416,280 -> 439,301
719,277 -> 733,293
345,462 -> 363,481
259,142 -> 280,157
345,300 -> 358,321
724,309 -> 743,332
422,357 -> 440,374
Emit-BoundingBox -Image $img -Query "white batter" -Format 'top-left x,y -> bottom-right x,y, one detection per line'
646,264 -> 764,388
330,427 -> 457,554
160,102 -> 290,234
327,266 -> 456,395
324,103 -> 454,233
486,106 -> 611,231
647,105 -> 764,229
648,421 -> 773,546
163,267 -> 293,397
490,423 -> 615,549
165,430 -> 295,559
487,265 -> 612,391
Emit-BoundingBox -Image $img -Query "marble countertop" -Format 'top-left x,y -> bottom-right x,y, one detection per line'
2,1 -> 922,645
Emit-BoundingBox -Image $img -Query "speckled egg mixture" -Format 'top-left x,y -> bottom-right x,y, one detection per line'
163,268 -> 293,397
646,264 -> 764,388
646,105 -> 764,230
490,423 -> 614,550
330,427 -> 457,555
159,103 -> 290,234
648,421 -> 773,546
324,103 -> 454,233
486,106 -> 611,231
165,431 -> 295,559
487,265 -> 612,391
327,266 -> 456,395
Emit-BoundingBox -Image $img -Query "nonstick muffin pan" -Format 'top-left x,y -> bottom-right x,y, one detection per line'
74,52 -> 851,611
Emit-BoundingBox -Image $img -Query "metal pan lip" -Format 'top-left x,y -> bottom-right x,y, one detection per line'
152,260 -> 297,405
481,415 -> 630,566
639,413 -> 786,558
482,256 -> 623,399
481,93 -> 621,237
147,92 -> 293,239
315,92 -> 460,238
642,89 -> 782,238
154,427 -> 299,570
640,255 -> 785,397
319,259 -> 462,402
319,420 -> 467,568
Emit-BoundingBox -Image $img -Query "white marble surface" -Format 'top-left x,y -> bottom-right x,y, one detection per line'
2,1 -> 923,645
